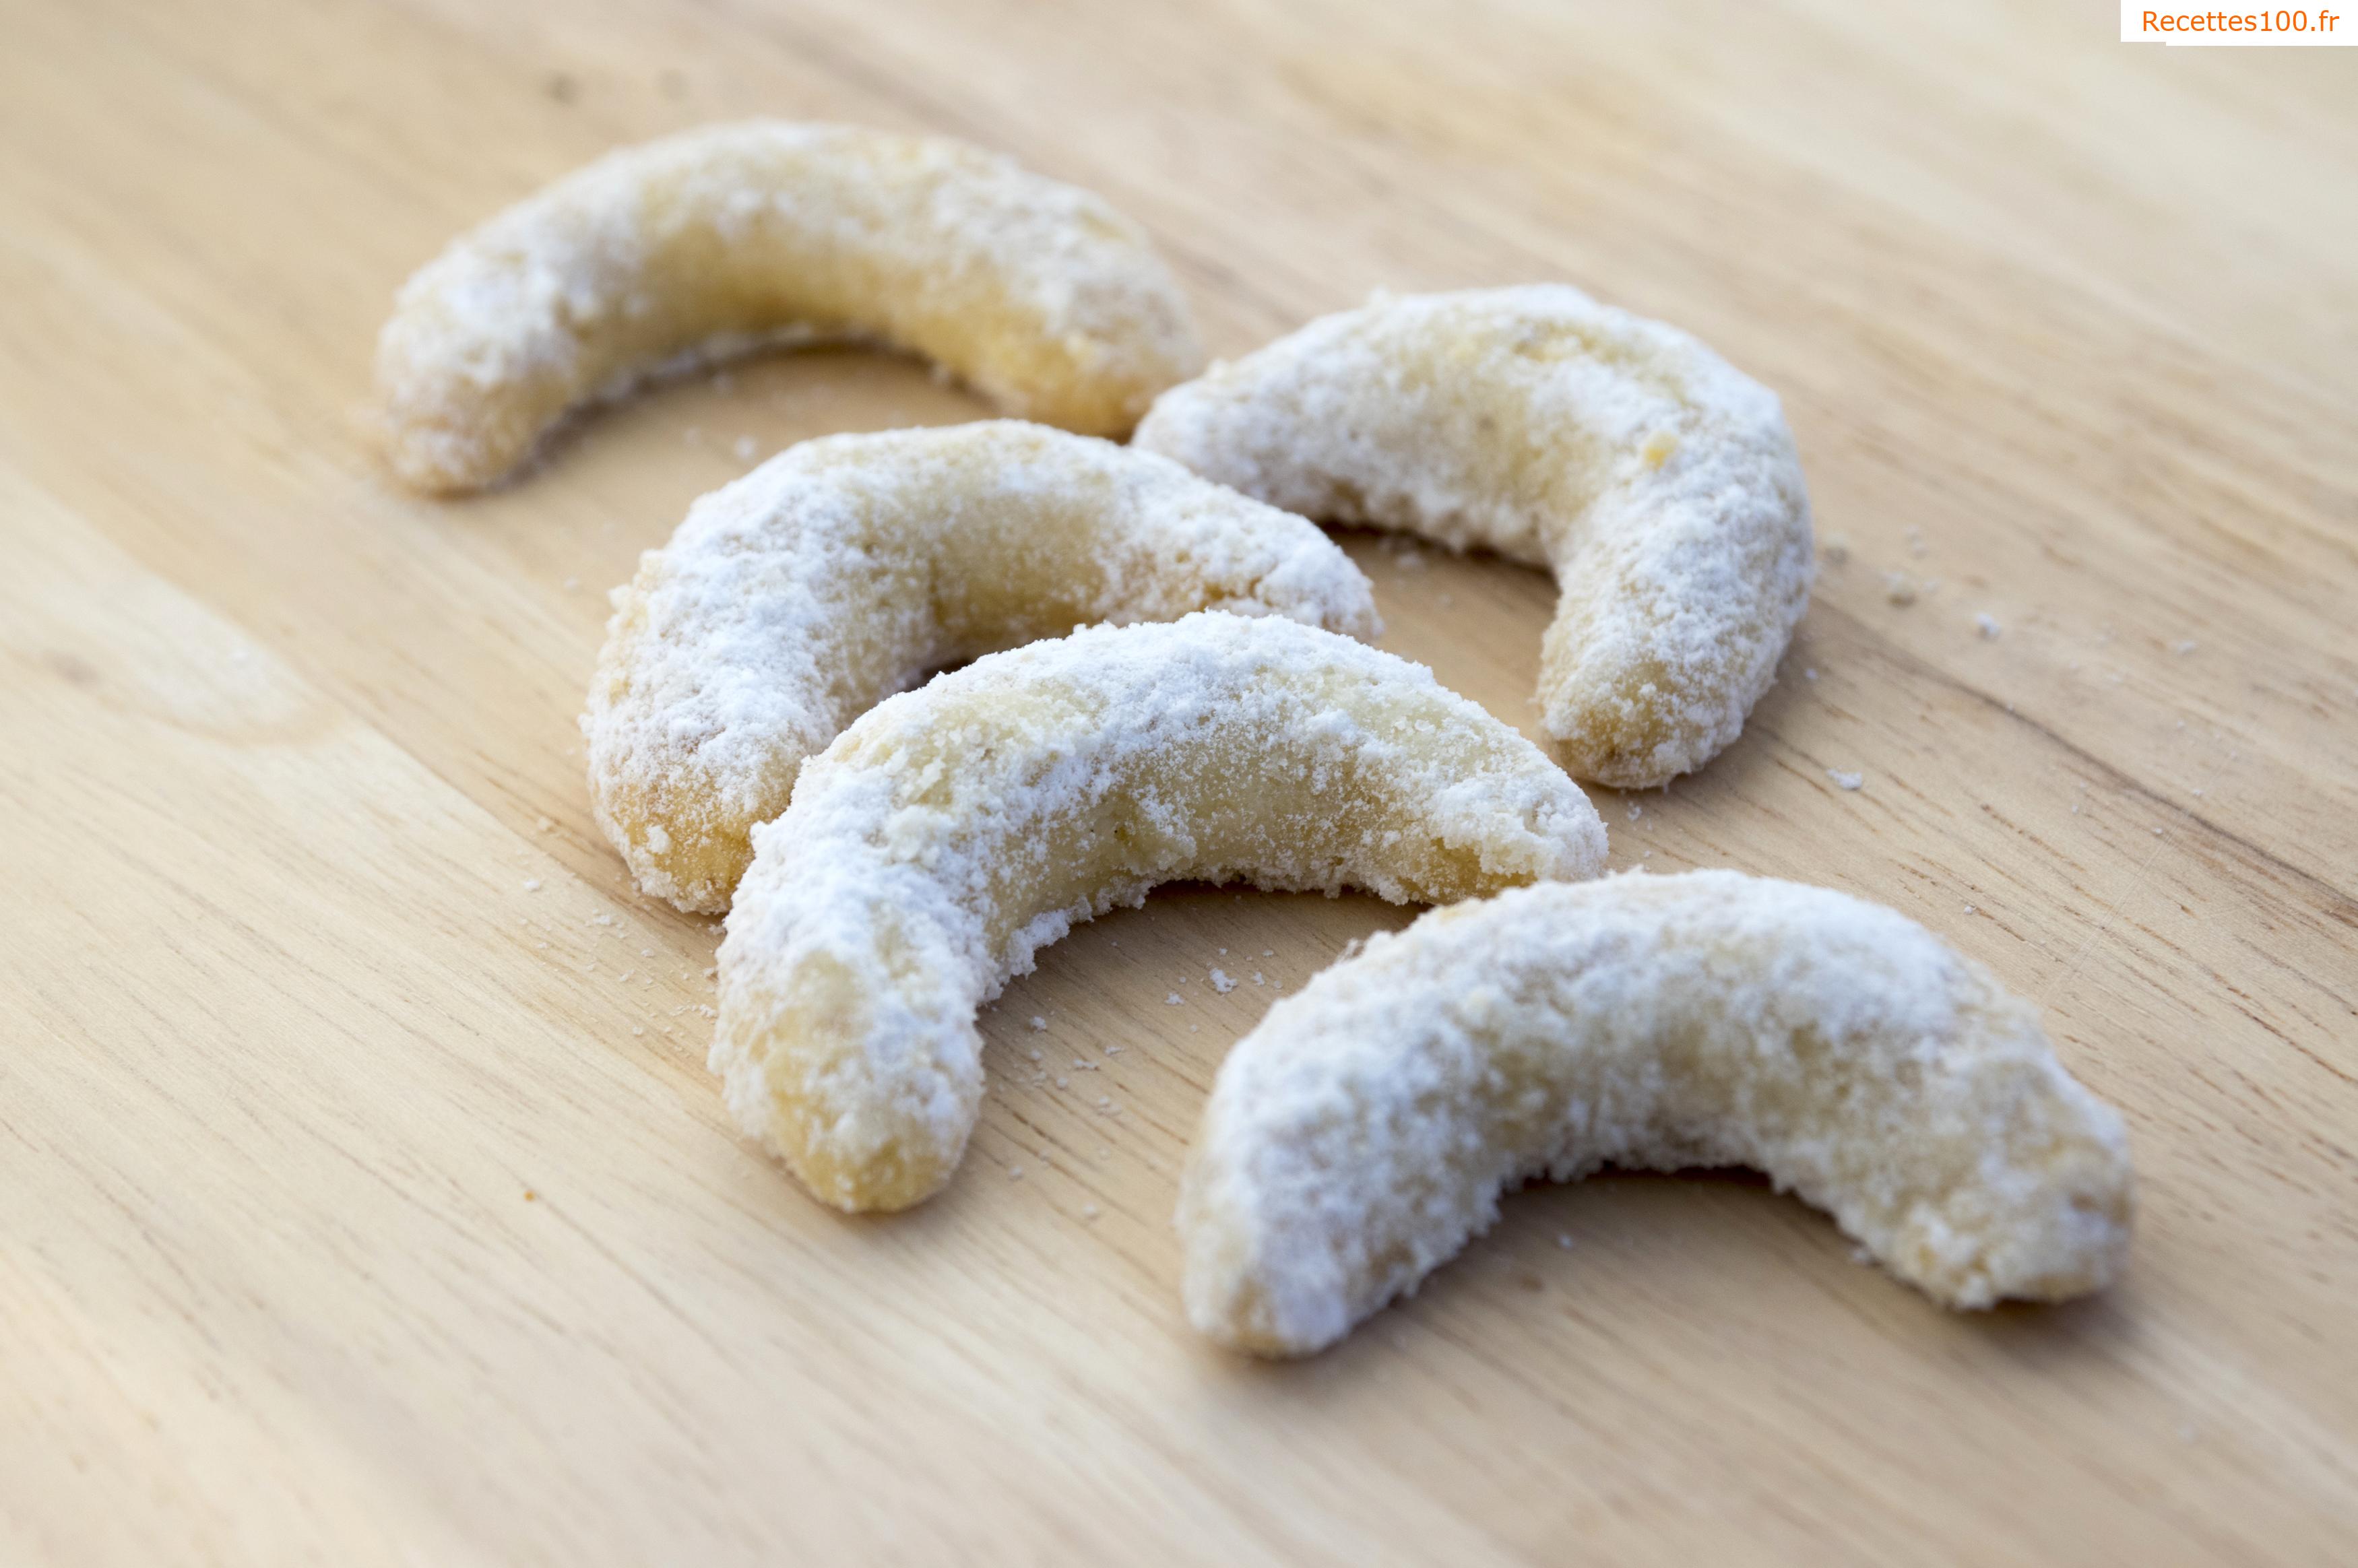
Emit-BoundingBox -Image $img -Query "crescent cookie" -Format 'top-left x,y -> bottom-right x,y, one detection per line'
1180,870 -> 2134,1356
584,422 -> 1380,914
378,121 -> 1204,491
1134,285 -> 1815,788
714,614 -> 1609,1213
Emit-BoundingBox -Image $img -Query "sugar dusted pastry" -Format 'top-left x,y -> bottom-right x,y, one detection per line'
585,422 -> 1377,914
1180,870 -> 2133,1356
378,121 -> 1203,491
1135,285 -> 1814,787
714,614 -> 1608,1212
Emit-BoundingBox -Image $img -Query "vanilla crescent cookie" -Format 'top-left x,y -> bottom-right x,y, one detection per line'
713,614 -> 1609,1212
1180,870 -> 2133,1356
1134,286 -> 1815,787
585,422 -> 1380,913
378,121 -> 1204,491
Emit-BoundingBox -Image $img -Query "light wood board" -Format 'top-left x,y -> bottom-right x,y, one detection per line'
3,1 -> 2355,1561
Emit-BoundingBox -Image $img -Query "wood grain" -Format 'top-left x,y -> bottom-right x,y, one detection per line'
2,0 -> 2353,1561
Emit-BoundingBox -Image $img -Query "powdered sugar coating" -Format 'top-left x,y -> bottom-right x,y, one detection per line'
378,121 -> 1203,491
1181,870 -> 2133,1356
585,422 -> 1379,912
714,614 -> 1608,1212
1135,286 -> 1814,787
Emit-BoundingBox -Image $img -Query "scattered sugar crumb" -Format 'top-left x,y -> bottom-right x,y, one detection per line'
1028,1015 -> 1048,1031
1262,949 -> 1275,958
523,878 -> 542,891
1626,802 -> 1643,822
1883,572 -> 1917,606
1975,613 -> 2002,640
1556,1234 -> 1574,1249
563,577 -> 581,593
1166,992 -> 1183,1006
1963,904 -> 1977,914
1008,1165 -> 1023,1179
732,434 -> 758,461
1252,973 -> 1265,985
1027,1048 -> 1042,1061
536,816 -> 556,832
1056,1076 -> 1069,1088
2173,639 -> 2198,655
1803,667 -> 1818,682
1209,968 -> 1237,993
1828,769 -> 1864,791
631,1026 -> 645,1037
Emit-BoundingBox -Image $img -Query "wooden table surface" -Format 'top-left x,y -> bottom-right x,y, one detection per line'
5,1 -> 2355,1561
